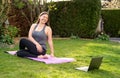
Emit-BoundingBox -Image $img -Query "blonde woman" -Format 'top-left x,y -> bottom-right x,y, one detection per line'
17,12 -> 54,59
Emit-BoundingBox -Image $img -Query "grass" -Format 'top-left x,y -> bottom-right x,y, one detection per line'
0,38 -> 120,78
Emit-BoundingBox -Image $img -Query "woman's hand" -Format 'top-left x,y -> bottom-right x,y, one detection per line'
36,44 -> 43,52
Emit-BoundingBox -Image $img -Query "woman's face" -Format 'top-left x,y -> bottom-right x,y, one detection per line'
39,14 -> 48,24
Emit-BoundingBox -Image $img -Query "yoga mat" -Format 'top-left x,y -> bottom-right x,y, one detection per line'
5,51 -> 76,64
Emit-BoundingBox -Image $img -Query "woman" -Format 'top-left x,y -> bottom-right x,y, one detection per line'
17,11 -> 54,59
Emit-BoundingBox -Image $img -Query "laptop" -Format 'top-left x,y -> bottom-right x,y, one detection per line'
76,56 -> 103,72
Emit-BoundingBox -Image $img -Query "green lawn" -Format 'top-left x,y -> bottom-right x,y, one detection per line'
0,38 -> 120,78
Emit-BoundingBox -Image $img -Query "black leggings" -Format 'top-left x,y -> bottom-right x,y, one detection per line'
17,38 -> 46,58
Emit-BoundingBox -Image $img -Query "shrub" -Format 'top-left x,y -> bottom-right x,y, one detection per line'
102,9 -> 120,37
95,32 -> 110,41
48,0 -> 101,38
0,25 -> 19,44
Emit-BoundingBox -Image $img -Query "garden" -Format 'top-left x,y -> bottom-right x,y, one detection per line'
0,0 -> 120,78
0,38 -> 120,78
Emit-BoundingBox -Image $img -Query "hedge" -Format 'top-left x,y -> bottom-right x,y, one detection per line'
48,0 -> 101,38
102,9 -> 120,37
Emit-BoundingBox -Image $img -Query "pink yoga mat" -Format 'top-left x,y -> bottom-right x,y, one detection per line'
6,51 -> 76,64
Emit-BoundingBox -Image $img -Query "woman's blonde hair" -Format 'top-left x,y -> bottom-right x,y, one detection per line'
36,11 -> 49,25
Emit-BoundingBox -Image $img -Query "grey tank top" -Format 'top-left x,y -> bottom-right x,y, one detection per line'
32,24 -> 47,50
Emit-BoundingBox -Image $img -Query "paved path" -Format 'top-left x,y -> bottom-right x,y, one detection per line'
110,38 -> 120,43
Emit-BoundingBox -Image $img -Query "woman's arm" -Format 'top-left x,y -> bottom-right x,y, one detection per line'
28,24 -> 43,52
46,26 -> 54,57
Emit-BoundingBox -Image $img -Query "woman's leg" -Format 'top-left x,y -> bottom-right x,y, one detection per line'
19,38 -> 40,55
17,50 -> 37,57
17,38 -> 46,58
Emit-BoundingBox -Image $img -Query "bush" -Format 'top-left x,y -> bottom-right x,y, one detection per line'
48,0 -> 101,38
95,32 -> 110,41
101,9 -> 120,37
0,25 -> 19,44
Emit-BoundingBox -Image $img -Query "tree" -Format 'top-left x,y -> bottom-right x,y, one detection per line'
6,0 -> 45,36
0,0 -> 49,44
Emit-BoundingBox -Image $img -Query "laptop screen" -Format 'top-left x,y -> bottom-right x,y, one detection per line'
88,57 -> 103,71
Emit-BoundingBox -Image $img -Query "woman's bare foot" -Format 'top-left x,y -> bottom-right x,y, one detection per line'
37,55 -> 48,59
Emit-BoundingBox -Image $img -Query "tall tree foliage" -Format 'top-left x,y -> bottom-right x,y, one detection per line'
5,0 -> 45,36
0,0 -> 47,40
0,0 -> 9,39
